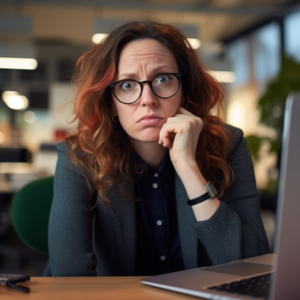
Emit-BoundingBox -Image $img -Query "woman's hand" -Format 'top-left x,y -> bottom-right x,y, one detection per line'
159,107 -> 220,220
158,107 -> 204,169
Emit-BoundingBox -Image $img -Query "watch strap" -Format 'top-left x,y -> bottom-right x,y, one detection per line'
187,192 -> 210,206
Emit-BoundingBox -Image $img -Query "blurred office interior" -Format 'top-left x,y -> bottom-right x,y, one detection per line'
0,0 -> 300,276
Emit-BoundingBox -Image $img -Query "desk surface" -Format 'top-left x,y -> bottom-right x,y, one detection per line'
1,277 -> 200,299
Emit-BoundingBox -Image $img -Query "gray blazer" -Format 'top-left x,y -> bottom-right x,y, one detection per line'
49,125 -> 270,276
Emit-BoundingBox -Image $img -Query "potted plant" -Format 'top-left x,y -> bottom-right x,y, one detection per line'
246,56 -> 300,212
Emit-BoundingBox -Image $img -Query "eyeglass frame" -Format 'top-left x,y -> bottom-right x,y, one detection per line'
109,72 -> 183,105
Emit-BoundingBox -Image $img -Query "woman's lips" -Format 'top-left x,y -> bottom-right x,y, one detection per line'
139,118 -> 163,125
137,114 -> 164,125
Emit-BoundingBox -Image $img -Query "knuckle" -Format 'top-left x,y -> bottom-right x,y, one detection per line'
183,121 -> 191,130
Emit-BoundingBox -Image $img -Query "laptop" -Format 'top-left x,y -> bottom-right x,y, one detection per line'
141,93 -> 300,300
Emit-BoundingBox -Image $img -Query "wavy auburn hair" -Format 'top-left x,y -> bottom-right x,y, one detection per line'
66,20 -> 234,204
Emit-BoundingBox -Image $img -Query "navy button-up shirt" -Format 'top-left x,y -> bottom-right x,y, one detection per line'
134,152 -> 185,276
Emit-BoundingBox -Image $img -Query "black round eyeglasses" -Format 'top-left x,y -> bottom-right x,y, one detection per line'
109,73 -> 182,104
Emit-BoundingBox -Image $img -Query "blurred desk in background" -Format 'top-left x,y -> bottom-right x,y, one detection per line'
0,181 -> 13,194
0,163 -> 40,193
0,163 -> 40,239
0,162 -> 49,275
0,143 -> 57,274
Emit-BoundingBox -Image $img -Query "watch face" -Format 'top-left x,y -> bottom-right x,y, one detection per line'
206,182 -> 217,198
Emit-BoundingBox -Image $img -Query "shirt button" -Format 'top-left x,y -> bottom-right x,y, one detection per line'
154,173 -> 159,177
160,255 -> 166,261
152,183 -> 158,189
157,220 -> 162,226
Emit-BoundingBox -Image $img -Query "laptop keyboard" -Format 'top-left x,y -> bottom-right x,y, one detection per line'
208,273 -> 274,299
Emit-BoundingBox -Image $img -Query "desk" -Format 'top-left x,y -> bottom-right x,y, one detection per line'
2,277 -> 200,299
0,163 -> 40,193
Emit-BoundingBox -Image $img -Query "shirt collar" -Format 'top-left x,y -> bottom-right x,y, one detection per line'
133,151 -> 173,181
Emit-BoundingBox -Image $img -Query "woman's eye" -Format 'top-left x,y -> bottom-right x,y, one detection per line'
120,81 -> 134,90
156,75 -> 170,84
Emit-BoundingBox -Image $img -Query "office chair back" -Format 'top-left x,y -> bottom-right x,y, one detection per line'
11,176 -> 54,256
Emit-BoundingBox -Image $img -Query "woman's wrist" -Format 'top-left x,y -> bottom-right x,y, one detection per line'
192,198 -> 220,221
174,158 -> 220,221
173,159 -> 207,199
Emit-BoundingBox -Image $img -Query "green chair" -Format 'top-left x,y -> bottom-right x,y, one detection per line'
11,177 -> 54,259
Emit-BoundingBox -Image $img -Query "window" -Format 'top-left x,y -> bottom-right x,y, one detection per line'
226,38 -> 250,86
27,90 -> 49,109
285,11 -> 300,61
58,60 -> 75,82
253,22 -> 281,82
20,62 -> 47,81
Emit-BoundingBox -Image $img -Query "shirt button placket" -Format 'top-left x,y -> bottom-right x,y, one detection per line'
152,170 -> 168,269
152,183 -> 158,189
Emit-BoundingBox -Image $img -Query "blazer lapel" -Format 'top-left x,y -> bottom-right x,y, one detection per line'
108,173 -> 198,274
175,173 -> 198,269
109,180 -> 136,275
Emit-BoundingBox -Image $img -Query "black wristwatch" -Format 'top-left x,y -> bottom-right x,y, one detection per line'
187,181 -> 217,206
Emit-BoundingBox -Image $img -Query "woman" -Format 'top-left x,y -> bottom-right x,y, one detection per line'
49,21 -> 270,276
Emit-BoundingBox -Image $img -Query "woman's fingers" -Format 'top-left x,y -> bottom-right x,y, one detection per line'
160,131 -> 175,148
159,107 -> 204,157
159,121 -> 187,148
176,106 -> 195,117
164,107 -> 198,124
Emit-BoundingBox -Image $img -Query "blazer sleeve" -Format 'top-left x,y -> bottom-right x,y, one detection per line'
194,125 -> 271,265
48,142 -> 98,276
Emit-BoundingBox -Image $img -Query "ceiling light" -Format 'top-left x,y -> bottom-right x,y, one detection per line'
5,95 -> 28,110
187,38 -> 201,49
92,33 -> 201,50
92,33 -> 108,44
206,71 -> 236,83
0,43 -> 37,70
2,91 -> 18,101
0,57 -> 38,70
2,91 -> 29,110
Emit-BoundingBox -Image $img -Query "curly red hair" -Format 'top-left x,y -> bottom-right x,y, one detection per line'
66,20 -> 234,204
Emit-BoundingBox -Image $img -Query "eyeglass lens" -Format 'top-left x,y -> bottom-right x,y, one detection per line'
113,74 -> 179,104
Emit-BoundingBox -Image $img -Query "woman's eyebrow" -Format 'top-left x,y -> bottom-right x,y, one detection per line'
118,66 -> 175,80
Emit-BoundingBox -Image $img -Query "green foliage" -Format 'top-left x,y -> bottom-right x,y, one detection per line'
247,56 -> 300,193
258,56 -> 300,137
246,135 -> 281,162
264,178 -> 280,195
247,56 -> 300,161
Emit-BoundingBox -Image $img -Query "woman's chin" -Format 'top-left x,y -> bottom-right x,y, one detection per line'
129,132 -> 160,143
133,128 -> 161,142
139,135 -> 160,143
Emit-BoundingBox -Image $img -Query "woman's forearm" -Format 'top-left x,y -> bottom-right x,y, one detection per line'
174,159 -> 220,221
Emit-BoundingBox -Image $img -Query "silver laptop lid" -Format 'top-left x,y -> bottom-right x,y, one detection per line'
141,93 -> 300,300
271,93 -> 300,300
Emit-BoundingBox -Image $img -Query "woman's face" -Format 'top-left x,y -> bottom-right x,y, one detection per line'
111,38 -> 182,143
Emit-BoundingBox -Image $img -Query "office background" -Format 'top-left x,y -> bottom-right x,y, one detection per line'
0,0 -> 300,276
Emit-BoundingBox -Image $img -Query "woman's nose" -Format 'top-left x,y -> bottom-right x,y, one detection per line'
140,84 -> 158,107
